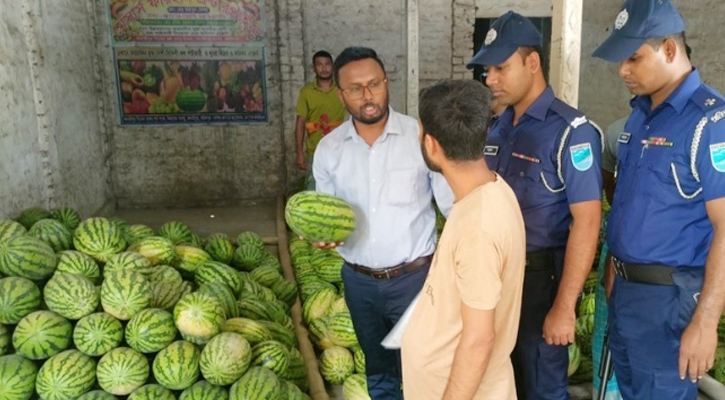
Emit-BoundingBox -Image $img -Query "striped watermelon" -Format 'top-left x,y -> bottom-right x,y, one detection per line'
251,340 -> 290,375
320,346 -> 354,384
101,270 -> 152,320
203,233 -> 234,264
123,224 -> 155,245
50,207 -> 81,231
293,260 -> 316,280
258,253 -> 283,273
128,384 -> 176,400
148,265 -> 184,310
199,332 -> 252,385
232,243 -> 265,271
35,349 -> 96,400
302,287 -> 337,323
285,191 -> 356,243
0,354 -> 38,400
127,236 -> 177,266
250,264 -> 283,287
195,261 -> 243,295
109,217 -> 128,232
315,256 -> 344,284
299,277 -> 336,302
223,317 -> 274,345
179,280 -> 194,298
56,250 -> 101,284
241,278 -> 276,302
13,310 -> 72,360
229,366 -> 283,400
0,323 -> 9,356
73,218 -> 127,263
330,296 -> 349,314
73,312 -> 124,356
16,207 -> 52,229
257,319 -> 298,349
104,252 -> 153,275
0,235 -> 56,281
236,231 -> 265,248
188,233 -> 204,247
197,281 -> 240,318
159,221 -> 194,245
96,347 -> 149,395
28,219 -> 72,252
353,346 -> 366,374
77,390 -> 119,400
0,219 -> 27,243
0,277 -> 41,324
281,346 -> 309,392
238,297 -> 287,325
343,373 -> 371,400
125,308 -> 177,353
271,279 -> 299,306
44,273 -> 99,320
326,312 -> 359,348
175,245 -> 212,275
284,380 -> 309,400
180,380 -> 229,400
308,317 -> 334,350
173,292 -> 225,345
152,340 -> 201,390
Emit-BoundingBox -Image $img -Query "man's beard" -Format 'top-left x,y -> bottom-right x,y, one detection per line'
348,93 -> 389,125
420,138 -> 442,173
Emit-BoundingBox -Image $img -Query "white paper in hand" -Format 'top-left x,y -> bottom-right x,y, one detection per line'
381,291 -> 421,349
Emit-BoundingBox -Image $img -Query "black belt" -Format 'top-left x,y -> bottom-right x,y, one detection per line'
612,256 -> 675,286
526,248 -> 560,271
347,255 -> 432,280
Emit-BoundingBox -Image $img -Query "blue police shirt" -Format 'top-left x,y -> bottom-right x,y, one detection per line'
485,87 -> 603,252
607,69 -> 725,268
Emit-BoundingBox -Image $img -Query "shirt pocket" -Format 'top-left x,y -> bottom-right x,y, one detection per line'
505,158 -> 544,200
386,168 -> 422,206
642,146 -> 698,201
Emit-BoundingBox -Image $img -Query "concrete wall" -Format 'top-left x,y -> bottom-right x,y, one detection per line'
0,0 -> 109,220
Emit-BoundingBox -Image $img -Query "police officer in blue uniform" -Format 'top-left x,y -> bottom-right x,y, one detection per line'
593,1 -> 725,399
467,11 -> 603,400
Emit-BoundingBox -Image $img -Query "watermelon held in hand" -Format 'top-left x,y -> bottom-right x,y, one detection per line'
285,191 -> 356,243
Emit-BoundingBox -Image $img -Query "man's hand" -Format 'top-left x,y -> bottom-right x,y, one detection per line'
299,235 -> 343,250
542,303 -> 576,345
679,320 -> 717,382
296,152 -> 307,170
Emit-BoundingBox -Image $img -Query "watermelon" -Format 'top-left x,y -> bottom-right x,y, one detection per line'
343,373 -> 371,400
285,191 -> 356,243
76,390 -> 119,400
240,278 -> 276,302
159,221 -> 194,245
223,317 -> 274,345
56,250 -> 101,284
128,384 -> 176,400
109,217 -> 128,232
127,236 -> 177,266
73,217 -> 127,263
315,255 -> 344,284
123,224 -> 155,245
125,308 -> 178,353
203,233 -> 234,264
238,297 -> 287,326
302,287 -> 337,323
0,323 -> 9,356
283,380 -> 308,400
44,273 -> 99,320
236,231 -> 265,248
199,332 -> 252,385
16,207 -> 52,229
173,292 -> 225,345
250,264 -> 283,287
0,219 -> 27,243
194,261 -> 243,295
308,317 -> 334,350
13,310 -> 72,360
271,279 -> 299,306
28,219 -> 72,252
197,281 -> 240,318
96,347 -> 149,395
175,245 -> 211,275
568,341 -> 581,377
0,277 -> 41,324
299,277 -> 336,302
258,253 -> 283,273
281,346 -> 309,392
232,243 -> 265,271
50,207 -> 81,231
229,366 -> 283,400
0,235 -> 57,281
35,349 -> 96,400
73,312 -> 124,356
330,296 -> 349,314
152,340 -> 201,390
179,280 -> 194,297
326,312 -> 359,348
0,354 -> 38,400
180,380 -> 229,400
104,252 -> 154,275
579,292 -> 596,316
148,265 -> 184,310
353,346 -> 366,374
251,340 -> 290,375
320,346 -> 354,384
101,270 -> 152,320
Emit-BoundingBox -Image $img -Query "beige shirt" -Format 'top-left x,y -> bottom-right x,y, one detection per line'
401,176 -> 526,400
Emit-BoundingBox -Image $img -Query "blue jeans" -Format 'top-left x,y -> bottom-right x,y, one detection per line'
341,261 -> 431,400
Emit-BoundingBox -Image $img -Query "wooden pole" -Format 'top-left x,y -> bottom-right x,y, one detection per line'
549,0 -> 583,107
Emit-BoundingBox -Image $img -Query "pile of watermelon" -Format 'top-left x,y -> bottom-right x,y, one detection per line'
0,206 -> 311,400
567,271 -> 597,382
288,236 -> 370,400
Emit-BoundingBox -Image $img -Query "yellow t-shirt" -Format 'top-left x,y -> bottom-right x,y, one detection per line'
401,176 -> 526,400
296,80 -> 346,157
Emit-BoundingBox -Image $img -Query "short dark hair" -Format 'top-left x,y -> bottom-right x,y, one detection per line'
333,47 -> 387,86
312,50 -> 333,63
419,80 -> 491,161
518,46 -> 548,80
646,32 -> 691,59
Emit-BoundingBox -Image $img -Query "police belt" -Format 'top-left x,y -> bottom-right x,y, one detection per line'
526,248 -> 561,271
612,256 -> 675,286
347,255 -> 432,280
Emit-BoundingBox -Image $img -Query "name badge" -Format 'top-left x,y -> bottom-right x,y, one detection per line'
483,145 -> 499,156
617,132 -> 631,144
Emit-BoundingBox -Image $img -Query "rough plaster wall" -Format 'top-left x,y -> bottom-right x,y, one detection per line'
0,0 -> 109,220
475,0 -> 551,18
419,0 -> 453,89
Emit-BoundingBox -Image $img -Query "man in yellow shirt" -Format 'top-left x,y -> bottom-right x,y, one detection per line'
294,50 -> 346,190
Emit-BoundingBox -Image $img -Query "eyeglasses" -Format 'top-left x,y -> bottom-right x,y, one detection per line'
340,79 -> 387,100
479,71 -> 489,87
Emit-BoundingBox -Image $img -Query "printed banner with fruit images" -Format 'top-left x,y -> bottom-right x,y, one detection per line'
109,0 -> 264,43
114,45 -> 267,124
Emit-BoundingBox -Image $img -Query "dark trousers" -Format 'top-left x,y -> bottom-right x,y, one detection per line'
341,261 -> 431,400
608,269 -> 702,400
511,248 -> 570,400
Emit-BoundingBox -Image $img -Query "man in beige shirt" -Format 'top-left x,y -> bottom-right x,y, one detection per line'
401,79 -> 526,400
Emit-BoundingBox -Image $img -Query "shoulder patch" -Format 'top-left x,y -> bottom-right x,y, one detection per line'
692,85 -> 725,113
711,143 -> 725,172
712,110 -> 725,124
570,143 -> 593,171
571,116 -> 588,129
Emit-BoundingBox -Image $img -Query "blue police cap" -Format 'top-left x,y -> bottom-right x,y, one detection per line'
593,0 -> 685,62
466,11 -> 542,69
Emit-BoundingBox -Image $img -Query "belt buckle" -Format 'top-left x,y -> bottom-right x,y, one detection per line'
613,258 -> 628,280
373,268 -> 392,280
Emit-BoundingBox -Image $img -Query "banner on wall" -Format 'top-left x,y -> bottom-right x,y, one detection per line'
114,44 -> 267,125
110,0 -> 264,44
